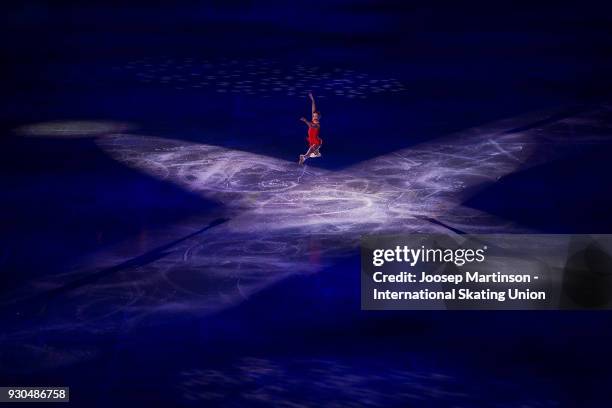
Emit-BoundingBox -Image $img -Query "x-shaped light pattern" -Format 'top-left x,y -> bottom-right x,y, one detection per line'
9,105 -> 612,333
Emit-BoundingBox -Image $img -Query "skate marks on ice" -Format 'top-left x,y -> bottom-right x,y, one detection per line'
7,106 -> 612,336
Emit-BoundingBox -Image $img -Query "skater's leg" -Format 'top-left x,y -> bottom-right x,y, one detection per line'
306,145 -> 317,156
300,145 -> 317,164
309,144 -> 321,158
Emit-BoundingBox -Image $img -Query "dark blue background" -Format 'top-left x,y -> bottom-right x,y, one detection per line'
2,1 -> 612,406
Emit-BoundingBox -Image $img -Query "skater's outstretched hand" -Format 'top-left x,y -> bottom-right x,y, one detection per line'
308,92 -> 314,100
300,117 -> 307,122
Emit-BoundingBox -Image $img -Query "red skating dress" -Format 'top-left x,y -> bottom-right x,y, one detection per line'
307,125 -> 322,147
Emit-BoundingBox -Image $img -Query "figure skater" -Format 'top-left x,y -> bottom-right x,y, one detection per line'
298,92 -> 322,165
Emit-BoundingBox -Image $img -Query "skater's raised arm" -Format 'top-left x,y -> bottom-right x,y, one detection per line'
308,92 -> 316,115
